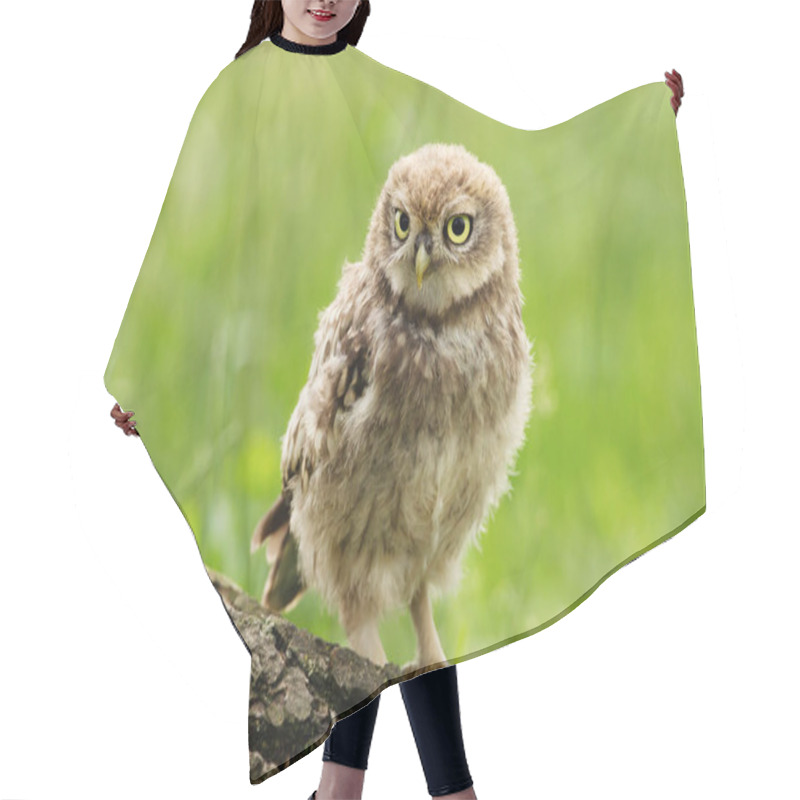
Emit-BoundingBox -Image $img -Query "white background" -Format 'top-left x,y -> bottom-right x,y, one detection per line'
1,1 -> 797,798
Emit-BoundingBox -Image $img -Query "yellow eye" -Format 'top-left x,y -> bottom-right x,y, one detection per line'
446,214 -> 472,245
394,209 -> 410,240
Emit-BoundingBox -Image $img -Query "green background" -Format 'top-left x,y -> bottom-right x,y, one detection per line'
105,42 -> 705,666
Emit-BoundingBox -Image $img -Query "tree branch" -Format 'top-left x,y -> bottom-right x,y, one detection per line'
206,568 -> 406,784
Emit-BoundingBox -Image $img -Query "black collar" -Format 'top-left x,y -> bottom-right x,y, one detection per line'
270,31 -> 348,55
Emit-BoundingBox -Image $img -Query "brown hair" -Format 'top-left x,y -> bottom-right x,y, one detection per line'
236,1 -> 371,59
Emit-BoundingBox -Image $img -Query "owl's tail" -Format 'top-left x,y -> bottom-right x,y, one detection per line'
250,493 -> 291,556
251,494 -> 307,612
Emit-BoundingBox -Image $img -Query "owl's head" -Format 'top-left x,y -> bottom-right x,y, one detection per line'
364,143 -> 520,318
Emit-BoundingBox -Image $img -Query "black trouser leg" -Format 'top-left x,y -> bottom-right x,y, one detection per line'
322,692 -> 381,770
400,664 -> 474,797
322,664 -> 474,796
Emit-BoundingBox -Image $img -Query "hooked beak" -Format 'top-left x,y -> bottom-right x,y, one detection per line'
415,242 -> 431,289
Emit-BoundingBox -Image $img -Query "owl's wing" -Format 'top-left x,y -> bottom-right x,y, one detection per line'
250,263 -> 371,560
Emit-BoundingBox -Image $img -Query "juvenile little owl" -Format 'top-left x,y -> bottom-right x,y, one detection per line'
251,142 -> 535,672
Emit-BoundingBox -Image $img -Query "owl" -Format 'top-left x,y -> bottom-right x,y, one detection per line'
251,142 -> 535,672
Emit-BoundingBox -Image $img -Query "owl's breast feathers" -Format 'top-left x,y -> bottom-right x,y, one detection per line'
375,302 -> 530,439
252,262 -> 534,613
281,261 -> 531,487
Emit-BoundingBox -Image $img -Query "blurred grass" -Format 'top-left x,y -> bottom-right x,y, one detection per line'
105,45 -> 704,663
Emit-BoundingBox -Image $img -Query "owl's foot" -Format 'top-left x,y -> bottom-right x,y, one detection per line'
400,654 -> 450,678
401,658 -> 422,677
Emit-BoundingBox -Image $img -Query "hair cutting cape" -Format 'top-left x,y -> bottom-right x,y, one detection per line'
104,37 -> 705,784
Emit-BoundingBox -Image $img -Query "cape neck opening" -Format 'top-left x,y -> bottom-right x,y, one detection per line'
270,31 -> 348,55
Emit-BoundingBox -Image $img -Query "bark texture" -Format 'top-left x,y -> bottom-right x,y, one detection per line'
206,568 -> 409,784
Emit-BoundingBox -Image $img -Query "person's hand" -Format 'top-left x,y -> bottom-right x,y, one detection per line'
665,68 -> 684,116
111,402 -> 139,436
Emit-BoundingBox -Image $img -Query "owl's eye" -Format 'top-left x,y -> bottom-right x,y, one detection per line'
394,209 -> 410,240
446,214 -> 472,245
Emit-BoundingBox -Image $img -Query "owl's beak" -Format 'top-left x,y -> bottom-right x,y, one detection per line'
415,243 -> 431,289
